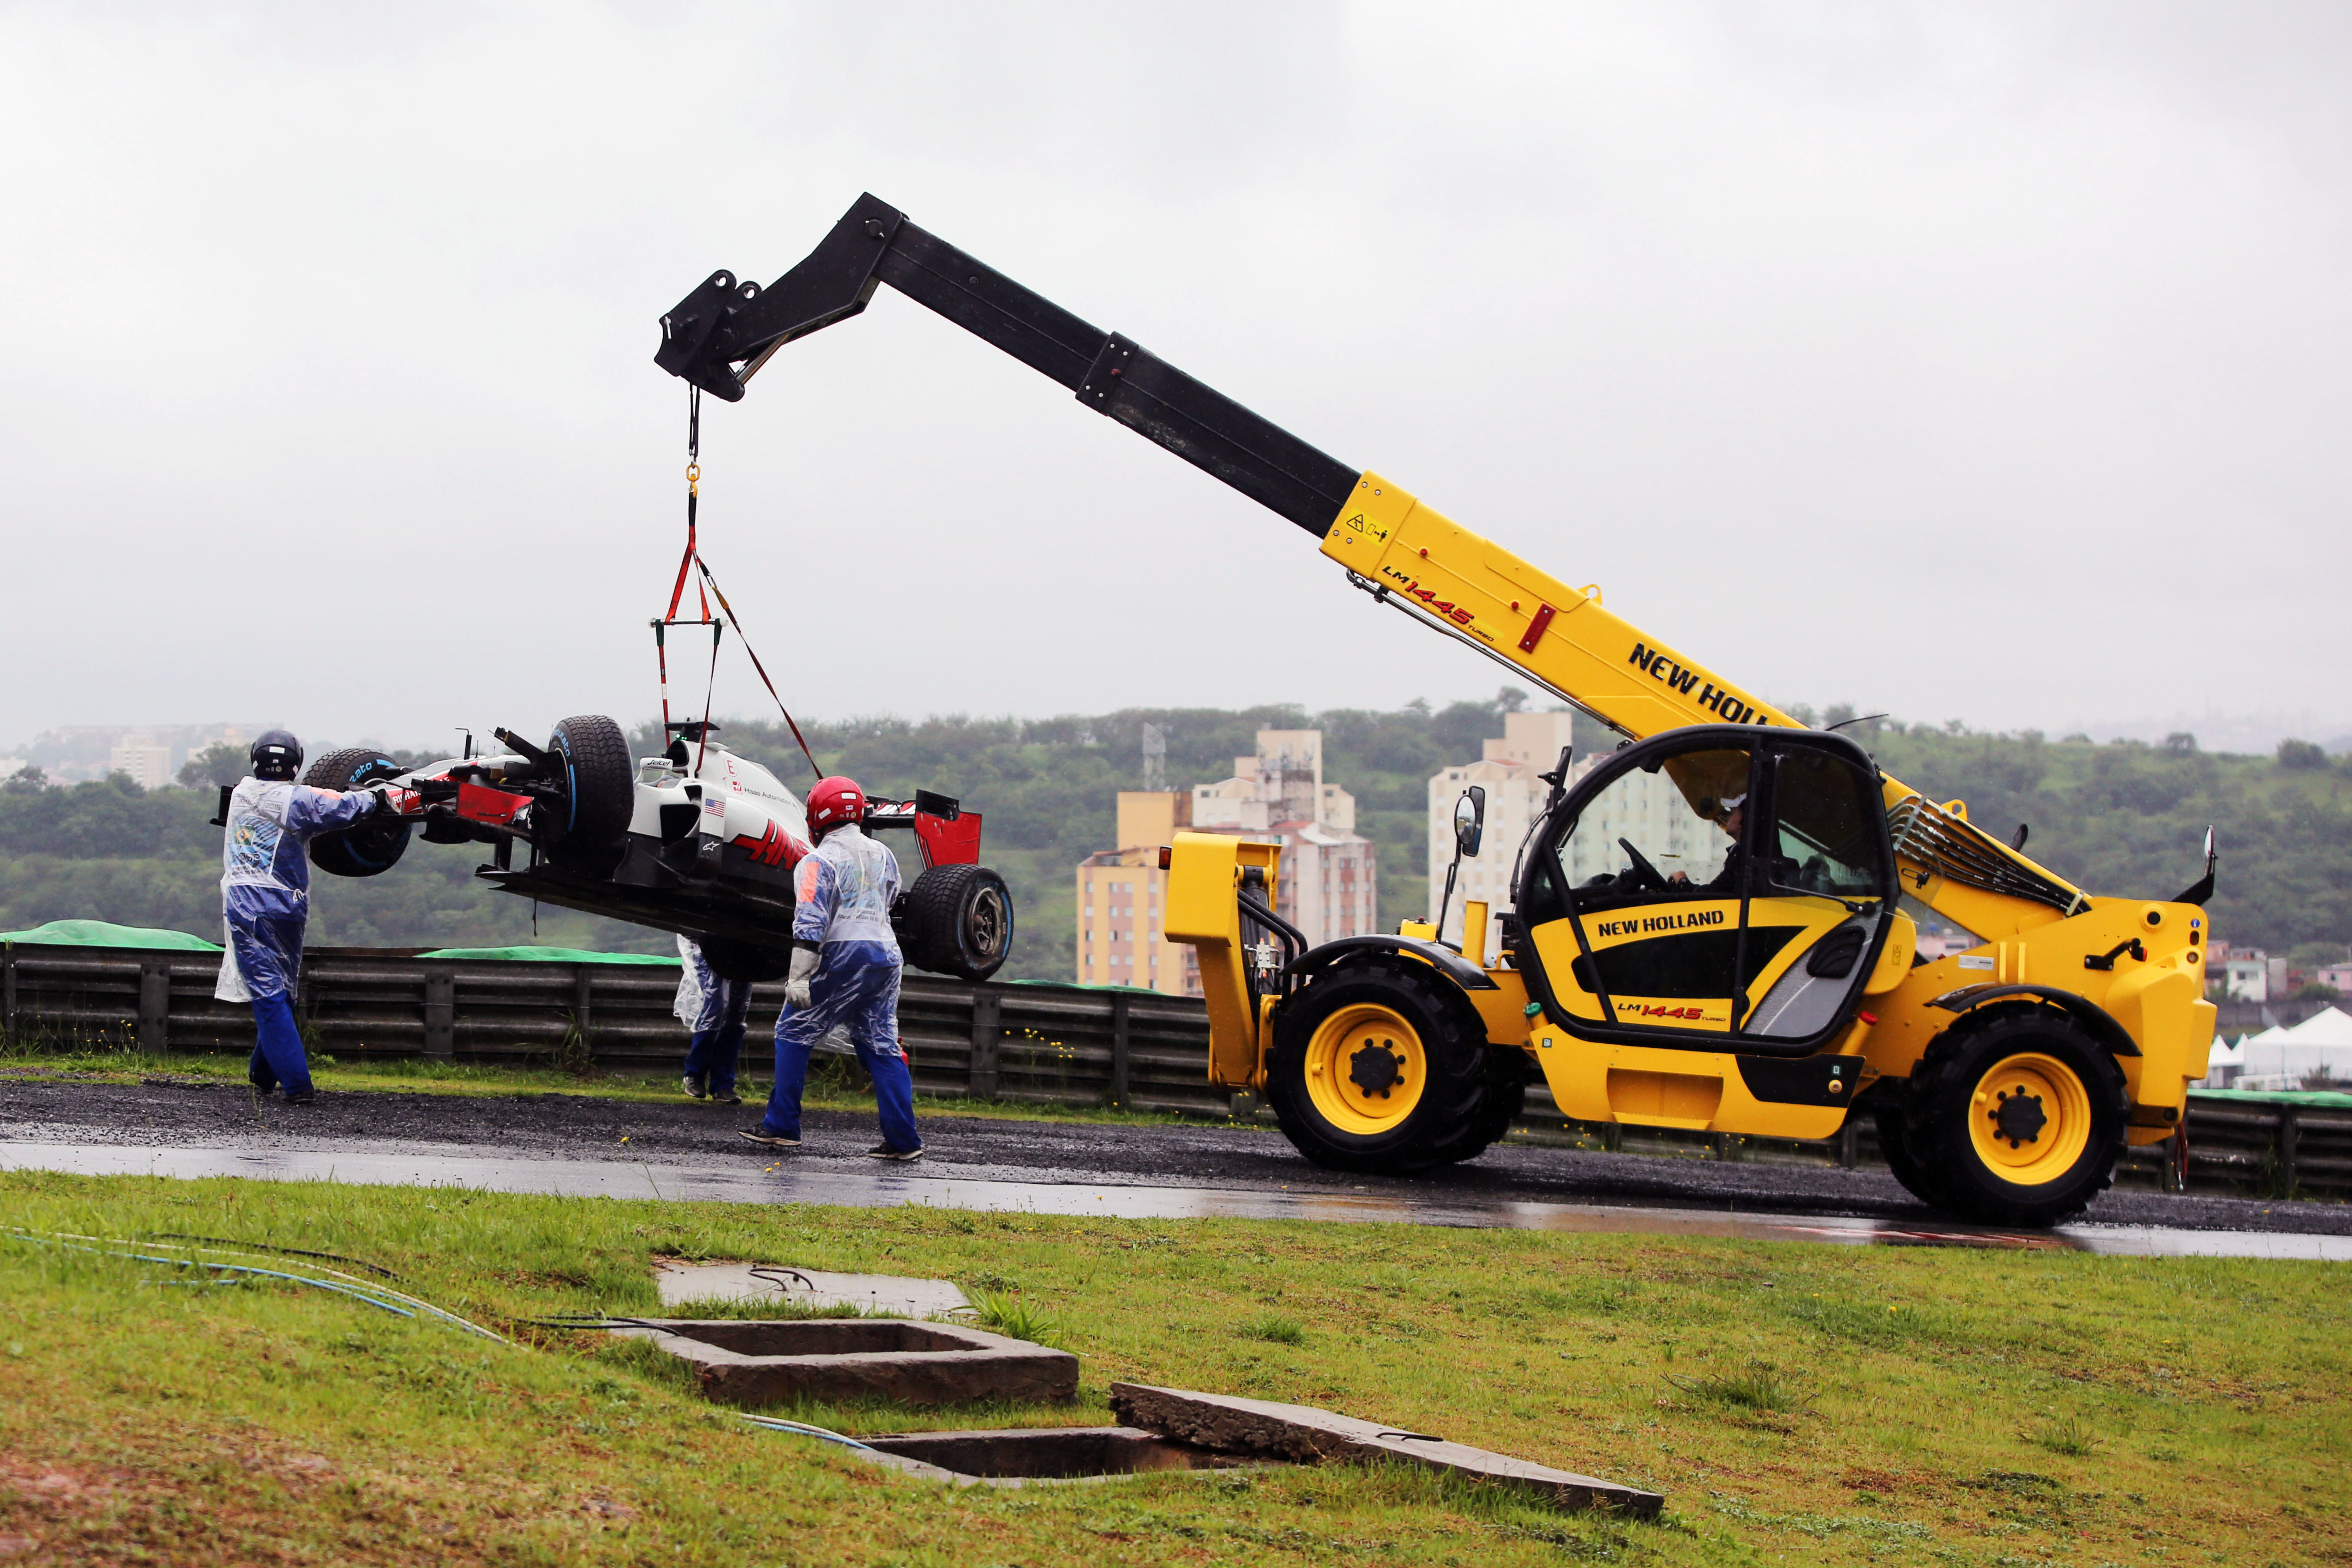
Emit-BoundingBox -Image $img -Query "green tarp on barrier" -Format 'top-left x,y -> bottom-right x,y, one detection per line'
412,945 -> 679,965
2190,1087 -> 2352,1109
0,919 -> 221,952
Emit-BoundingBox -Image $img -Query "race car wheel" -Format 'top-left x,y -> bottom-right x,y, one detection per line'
302,748 -> 411,879
1265,956 -> 1506,1175
897,864 -> 1013,981
540,715 -> 633,875
699,936 -> 796,984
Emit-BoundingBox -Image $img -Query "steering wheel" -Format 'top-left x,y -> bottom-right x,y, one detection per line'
1617,837 -> 1667,891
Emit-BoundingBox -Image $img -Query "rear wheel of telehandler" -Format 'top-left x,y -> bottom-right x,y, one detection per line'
1904,1008 -> 2125,1227
1266,958 -> 1505,1175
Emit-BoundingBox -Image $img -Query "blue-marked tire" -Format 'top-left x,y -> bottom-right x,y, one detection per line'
303,749 -> 411,879
541,715 -> 633,875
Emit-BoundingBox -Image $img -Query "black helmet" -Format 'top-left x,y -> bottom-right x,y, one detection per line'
249,730 -> 303,781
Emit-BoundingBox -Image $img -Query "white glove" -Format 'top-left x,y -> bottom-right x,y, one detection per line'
783,946 -> 820,1011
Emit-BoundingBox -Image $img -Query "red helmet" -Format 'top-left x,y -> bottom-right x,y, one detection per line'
805,775 -> 865,839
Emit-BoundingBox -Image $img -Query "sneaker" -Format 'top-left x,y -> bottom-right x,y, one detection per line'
284,1089 -> 315,1106
866,1143 -> 924,1162
709,1087 -> 743,1105
739,1127 -> 801,1148
681,1073 -> 708,1100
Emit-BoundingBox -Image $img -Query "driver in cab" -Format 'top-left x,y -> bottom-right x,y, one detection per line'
1668,793 -> 1745,892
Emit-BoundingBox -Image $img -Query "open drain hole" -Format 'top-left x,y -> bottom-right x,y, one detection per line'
858,1425 -> 1261,1483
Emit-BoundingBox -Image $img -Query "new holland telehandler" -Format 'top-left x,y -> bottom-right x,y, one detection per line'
655,194 -> 2218,1226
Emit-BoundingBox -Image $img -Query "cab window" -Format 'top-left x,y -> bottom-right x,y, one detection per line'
1761,750 -> 1887,899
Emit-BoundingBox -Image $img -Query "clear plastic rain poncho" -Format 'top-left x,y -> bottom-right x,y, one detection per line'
213,778 -> 376,1002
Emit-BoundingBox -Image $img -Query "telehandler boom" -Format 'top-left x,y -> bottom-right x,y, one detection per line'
657,194 -> 2218,1225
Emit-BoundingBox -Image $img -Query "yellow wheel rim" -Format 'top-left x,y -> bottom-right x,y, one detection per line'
1967,1051 -> 2093,1186
1303,1003 -> 1427,1136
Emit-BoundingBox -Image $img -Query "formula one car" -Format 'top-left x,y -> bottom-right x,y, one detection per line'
292,715 -> 1012,982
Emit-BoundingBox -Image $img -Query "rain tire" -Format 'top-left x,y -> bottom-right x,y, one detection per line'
1267,957 -> 1500,1176
1903,1007 -> 2126,1228
897,864 -> 1013,981
301,748 -> 411,879
541,715 -> 633,876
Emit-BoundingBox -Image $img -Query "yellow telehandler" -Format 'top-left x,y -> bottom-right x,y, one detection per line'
657,194 -> 2217,1226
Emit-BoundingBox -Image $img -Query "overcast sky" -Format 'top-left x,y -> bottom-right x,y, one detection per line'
3,1 -> 2346,755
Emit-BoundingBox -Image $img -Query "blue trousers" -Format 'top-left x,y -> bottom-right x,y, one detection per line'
683,976 -> 752,1094
761,943 -> 918,1152
229,895 -> 312,1097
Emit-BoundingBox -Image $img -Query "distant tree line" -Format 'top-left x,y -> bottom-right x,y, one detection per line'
0,705 -> 2343,980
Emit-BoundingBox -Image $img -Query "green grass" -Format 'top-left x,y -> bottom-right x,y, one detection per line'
0,1174 -> 2344,1565
0,1046 -> 1216,1127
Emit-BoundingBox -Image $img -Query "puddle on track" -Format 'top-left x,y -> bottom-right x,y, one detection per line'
2,1139 -> 2343,1261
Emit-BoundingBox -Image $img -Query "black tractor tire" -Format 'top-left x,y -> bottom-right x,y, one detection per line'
1423,1048 -> 1530,1167
1869,1087 -> 1949,1209
698,936 -> 797,984
301,748 -> 411,879
540,715 -> 633,876
1265,956 -> 1506,1176
896,864 -> 1013,981
1902,1006 -> 2127,1227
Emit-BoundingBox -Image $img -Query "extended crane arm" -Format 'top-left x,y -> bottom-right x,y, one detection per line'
656,193 -> 1355,535
659,194 -> 2087,931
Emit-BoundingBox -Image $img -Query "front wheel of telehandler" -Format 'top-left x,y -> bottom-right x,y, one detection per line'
1903,1008 -> 2126,1228
1265,958 -> 1504,1176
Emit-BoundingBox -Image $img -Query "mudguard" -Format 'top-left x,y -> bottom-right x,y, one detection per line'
1926,982 -> 2140,1057
1289,935 -> 1498,992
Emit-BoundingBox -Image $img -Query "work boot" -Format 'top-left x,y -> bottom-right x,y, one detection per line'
284,1089 -> 315,1106
739,1127 -> 800,1149
865,1143 -> 923,1162
681,1073 -> 708,1100
709,1086 -> 743,1105
248,1071 -> 274,1095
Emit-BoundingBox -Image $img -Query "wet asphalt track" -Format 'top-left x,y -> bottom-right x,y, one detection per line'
2,1074 -> 2345,1255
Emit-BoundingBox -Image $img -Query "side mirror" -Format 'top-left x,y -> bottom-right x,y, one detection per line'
1454,786 -> 1486,858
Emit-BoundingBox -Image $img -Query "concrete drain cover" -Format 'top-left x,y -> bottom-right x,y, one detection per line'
615,1318 -> 1077,1408
856,1425 -> 1250,1486
653,1261 -> 969,1318
1109,1383 -> 1662,1516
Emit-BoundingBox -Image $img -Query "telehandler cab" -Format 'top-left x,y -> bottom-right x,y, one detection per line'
655,194 -> 2218,1226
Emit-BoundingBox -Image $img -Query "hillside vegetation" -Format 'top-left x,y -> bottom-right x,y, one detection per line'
0,706 -> 2343,984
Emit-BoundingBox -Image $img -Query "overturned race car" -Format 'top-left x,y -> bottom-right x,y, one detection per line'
292,716 -> 1013,982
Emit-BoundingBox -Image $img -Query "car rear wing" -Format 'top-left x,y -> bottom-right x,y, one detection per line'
863,788 -> 981,870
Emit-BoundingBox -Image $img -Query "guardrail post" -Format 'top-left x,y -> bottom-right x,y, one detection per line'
137,960 -> 170,1054
1835,1120 -> 1860,1169
968,986 -> 1000,1100
2,942 -> 15,1043
572,966 -> 595,1063
1109,992 -> 1131,1108
424,969 -> 455,1061
2279,1105 -> 2301,1194
1603,1121 -> 1624,1153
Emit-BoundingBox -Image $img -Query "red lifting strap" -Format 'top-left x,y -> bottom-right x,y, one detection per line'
654,385 -> 822,780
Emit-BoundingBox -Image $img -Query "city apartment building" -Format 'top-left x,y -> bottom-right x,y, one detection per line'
1077,728 -> 1379,994
107,735 -> 175,791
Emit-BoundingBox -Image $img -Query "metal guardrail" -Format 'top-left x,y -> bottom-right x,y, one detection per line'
2,943 -> 2333,1198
